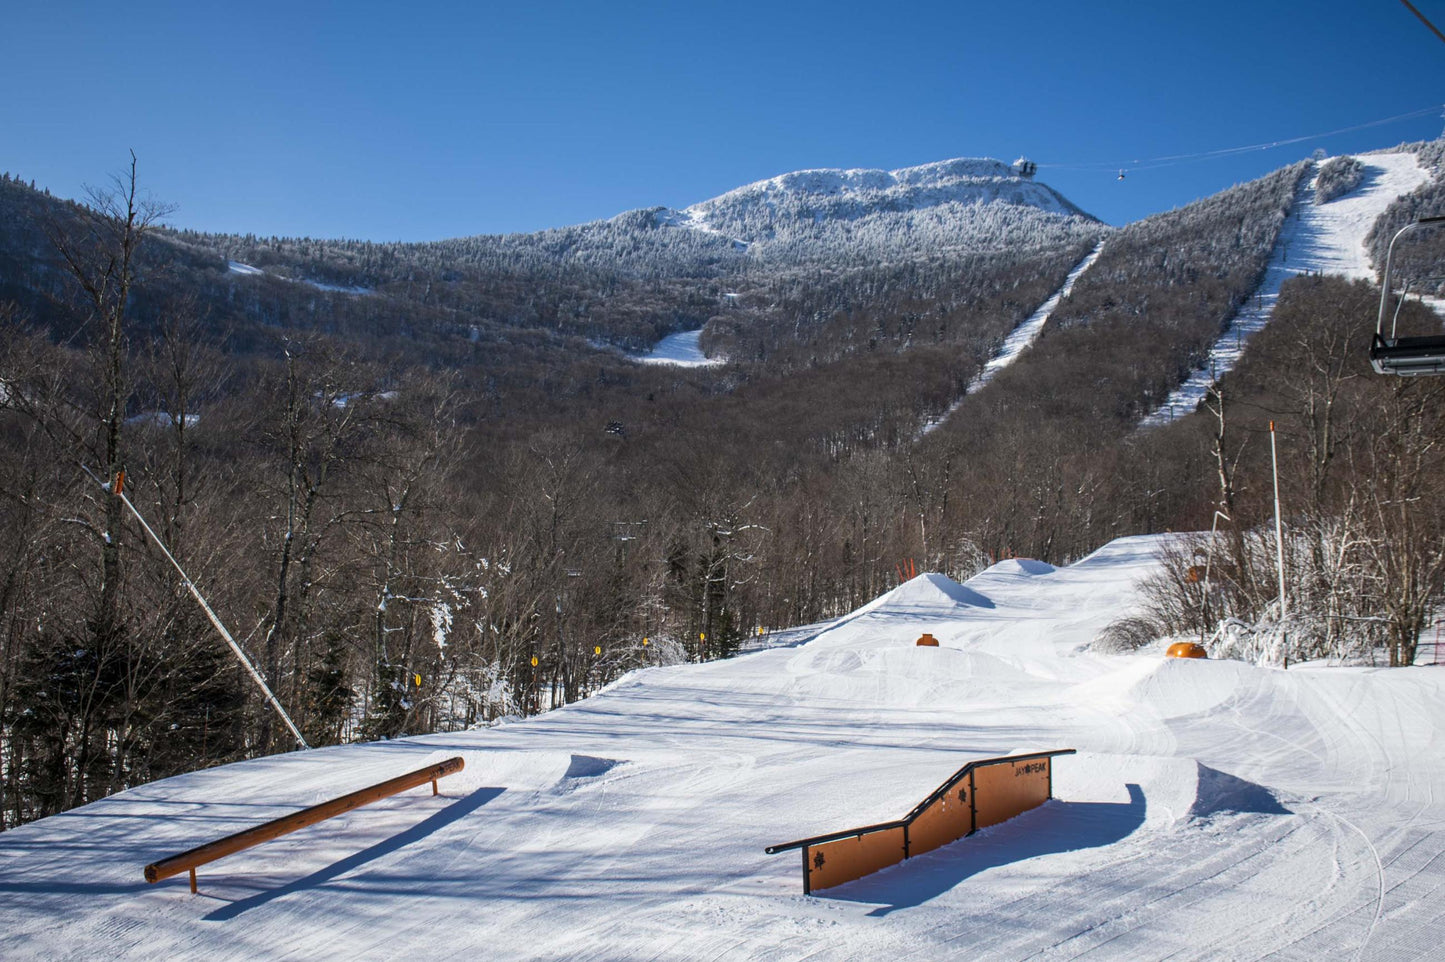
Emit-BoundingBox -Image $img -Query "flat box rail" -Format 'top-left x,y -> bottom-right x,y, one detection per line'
144,756 -> 465,893
766,749 -> 1074,894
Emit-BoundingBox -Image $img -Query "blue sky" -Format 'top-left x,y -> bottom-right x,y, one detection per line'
2,1 -> 1442,240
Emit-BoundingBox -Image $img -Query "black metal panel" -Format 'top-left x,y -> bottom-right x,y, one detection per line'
1371,333 -> 1445,376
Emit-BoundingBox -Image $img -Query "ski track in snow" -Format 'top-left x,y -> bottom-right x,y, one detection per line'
1141,152 -> 1431,428
636,329 -> 723,367
5,535 -> 1445,960
975,241 -> 1107,389
920,241 -> 1104,438
227,260 -> 372,296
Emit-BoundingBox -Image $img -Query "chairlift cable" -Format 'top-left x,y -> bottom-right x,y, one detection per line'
1037,105 -> 1442,174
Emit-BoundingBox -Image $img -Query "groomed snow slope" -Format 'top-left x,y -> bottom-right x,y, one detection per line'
637,328 -> 722,367
4,536 -> 1445,960
1142,151 -> 1431,427
920,241 -> 1105,437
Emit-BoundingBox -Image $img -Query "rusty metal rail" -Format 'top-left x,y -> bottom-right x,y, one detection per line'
144,756 -> 465,893
766,749 -> 1074,893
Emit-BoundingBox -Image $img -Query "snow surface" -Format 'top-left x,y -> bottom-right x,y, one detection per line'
303,279 -> 373,296
975,242 -> 1105,390
682,156 -> 1089,236
1141,152 -> 1431,427
5,535 -> 1445,960
124,411 -> 200,429
226,260 -> 372,296
920,241 -> 1104,437
636,329 -> 723,367
652,207 -> 751,249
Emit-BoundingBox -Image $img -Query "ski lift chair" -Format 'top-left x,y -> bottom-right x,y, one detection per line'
1370,333 -> 1445,375
1372,215 -> 1445,376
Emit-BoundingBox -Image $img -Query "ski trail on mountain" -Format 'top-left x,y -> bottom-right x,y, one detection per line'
919,240 -> 1105,438
638,329 -> 722,367
975,241 -> 1106,391
1140,152 -> 1431,428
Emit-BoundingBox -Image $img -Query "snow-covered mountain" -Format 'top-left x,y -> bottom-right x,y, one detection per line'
652,157 -> 1101,260
687,158 -> 1091,228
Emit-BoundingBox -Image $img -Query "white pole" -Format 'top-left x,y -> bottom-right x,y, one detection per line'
89,467 -> 310,750
1269,421 -> 1287,621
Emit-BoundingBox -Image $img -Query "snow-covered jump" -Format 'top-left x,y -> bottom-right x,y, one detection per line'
4,535 -> 1445,959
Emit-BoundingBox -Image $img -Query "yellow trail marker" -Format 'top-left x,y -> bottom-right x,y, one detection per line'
594,645 -> 602,655
530,655 -> 538,667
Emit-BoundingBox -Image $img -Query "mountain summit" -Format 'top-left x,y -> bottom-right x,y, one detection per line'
654,157 -> 1100,259
690,157 -> 1090,223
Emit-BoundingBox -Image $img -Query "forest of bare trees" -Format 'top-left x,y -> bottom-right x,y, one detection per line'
1133,275 -> 1445,668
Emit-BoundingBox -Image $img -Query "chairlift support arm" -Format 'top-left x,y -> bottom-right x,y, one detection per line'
1376,216 -> 1445,339
1372,216 -> 1445,376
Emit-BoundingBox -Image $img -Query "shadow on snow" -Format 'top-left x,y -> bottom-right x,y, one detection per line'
822,783 -> 1147,915
201,785 -> 505,921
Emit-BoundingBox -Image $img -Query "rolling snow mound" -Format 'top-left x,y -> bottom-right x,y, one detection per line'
6,533 -> 1445,961
984,558 -> 1057,577
882,571 -> 996,610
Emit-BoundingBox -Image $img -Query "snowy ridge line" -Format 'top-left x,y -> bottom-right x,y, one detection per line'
667,155 -> 1103,263
919,240 -> 1104,438
685,157 -> 1079,219
1140,152 -> 1431,428
738,588 -> 906,654
734,620 -> 831,653
651,208 -> 748,248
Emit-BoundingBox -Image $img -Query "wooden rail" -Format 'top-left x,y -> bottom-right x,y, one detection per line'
766,749 -> 1074,894
144,756 -> 465,893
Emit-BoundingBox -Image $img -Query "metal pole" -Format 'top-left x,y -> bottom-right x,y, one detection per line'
86,467 -> 310,750
1269,422 -> 1287,622
1377,216 -> 1445,338
1202,508 -> 1230,642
